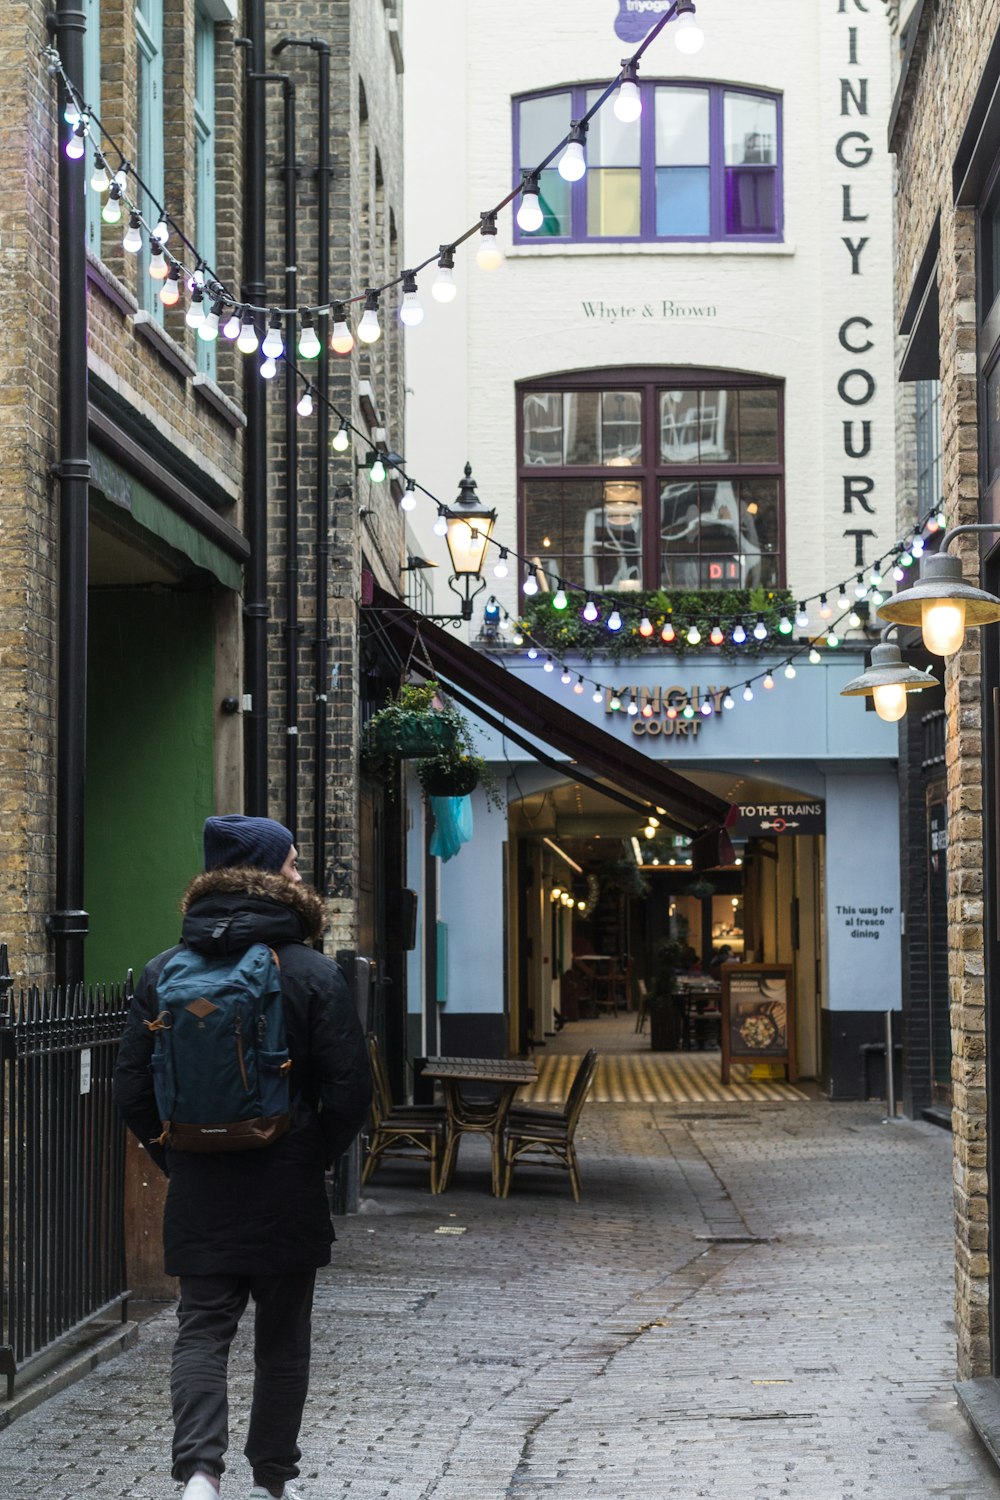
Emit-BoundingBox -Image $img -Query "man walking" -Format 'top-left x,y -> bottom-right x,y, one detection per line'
114,815 -> 372,1500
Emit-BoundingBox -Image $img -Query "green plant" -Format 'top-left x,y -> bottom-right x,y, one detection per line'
646,938 -> 689,1010
362,680 -> 503,809
518,586 -> 797,662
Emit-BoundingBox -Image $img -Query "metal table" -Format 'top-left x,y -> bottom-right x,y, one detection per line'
422,1057 -> 539,1196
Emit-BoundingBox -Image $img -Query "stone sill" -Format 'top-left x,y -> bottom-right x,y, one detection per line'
192,373 -> 246,429
504,240 -> 796,260
86,252 -> 139,318
132,311 -> 198,382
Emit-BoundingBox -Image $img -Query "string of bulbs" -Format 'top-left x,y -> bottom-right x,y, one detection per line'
45,0 -> 701,362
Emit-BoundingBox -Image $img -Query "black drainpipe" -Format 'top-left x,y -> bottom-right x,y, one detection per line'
239,0 -> 269,815
280,75 -> 299,838
49,1 -> 91,990
274,35 -> 331,894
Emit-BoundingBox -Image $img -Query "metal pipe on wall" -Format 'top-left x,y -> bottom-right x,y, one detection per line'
50,1 -> 91,989
240,0 -> 269,815
280,76 -> 300,839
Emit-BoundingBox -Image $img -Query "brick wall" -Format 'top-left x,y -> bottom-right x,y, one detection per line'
892,0 -> 999,1380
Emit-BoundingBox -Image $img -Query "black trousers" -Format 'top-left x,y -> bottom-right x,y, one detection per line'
171,1269 -> 317,1488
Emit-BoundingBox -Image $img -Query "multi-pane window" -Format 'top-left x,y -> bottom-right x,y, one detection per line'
136,0 -> 164,319
194,5 -> 217,376
915,380 -> 942,509
83,0 -> 101,255
519,373 -> 783,591
513,83 -> 781,244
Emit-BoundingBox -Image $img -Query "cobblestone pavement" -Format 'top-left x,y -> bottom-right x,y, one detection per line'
1,1098 -> 997,1500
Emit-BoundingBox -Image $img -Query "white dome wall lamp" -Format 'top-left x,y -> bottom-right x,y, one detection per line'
840,626 -> 938,723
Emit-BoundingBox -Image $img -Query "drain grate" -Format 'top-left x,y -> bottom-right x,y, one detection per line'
695,1233 -> 772,1244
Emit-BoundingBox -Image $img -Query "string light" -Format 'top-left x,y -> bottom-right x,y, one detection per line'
732,619 -> 747,645
333,420 -> 350,453
742,684 -> 754,702
261,311 -> 284,358
560,668 -> 573,685
837,585 -> 850,610
400,477 -> 417,511
369,452 -> 387,483
151,215 -> 170,245
582,596 -> 600,623
296,385 -> 314,418
777,611 -> 792,635
476,210 -> 502,270
638,615 -> 654,637
818,594 -> 832,619
795,602 -> 809,628
558,119 -> 588,181
854,574 -> 868,600
330,302 -> 355,355
399,270 -> 424,327
592,688 -> 603,704
607,608 -> 623,632
66,117 -> 88,159
763,673 -> 775,689
237,312 -> 259,354
122,212 -> 142,253
552,586 -> 569,610
90,154 -> 110,193
673,0 -> 705,54
614,59 -> 642,122
686,623 -> 701,645
709,621 -> 724,646
753,614 -> 768,641
260,355 -> 278,380
159,265 -> 180,306
433,509 -> 449,538
516,171 -> 544,233
660,621 -> 675,643
493,549 -> 509,579
222,306 -> 241,340
357,290 -> 381,343
148,240 -> 168,279
784,663 -> 796,679
543,657 -> 555,673
298,317 -> 322,359
432,246 -> 457,303
199,298 -> 223,341
185,283 -> 205,329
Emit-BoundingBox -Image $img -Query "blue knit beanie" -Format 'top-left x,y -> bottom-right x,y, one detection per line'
203,814 -> 295,874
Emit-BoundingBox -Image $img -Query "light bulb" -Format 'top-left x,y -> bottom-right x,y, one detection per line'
870,589 -> 884,607
298,319 -> 322,359
742,685 -> 754,702
543,658 -> 555,673
892,565 -> 905,583
732,621 -> 747,645
559,122 -> 588,181
148,244 -> 168,279
185,290 -> 205,328
477,212 -> 502,270
701,700 -> 713,716
827,631 -> 840,648
493,551 -> 509,579
818,595 -> 832,619
592,689 -> 603,704
90,158 -> 110,193
583,598 -> 599,623
661,622 -> 675,643
849,610 -> 861,629
400,481 -> 417,512
398,269 -> 424,327
358,294 -> 381,343
370,457 -> 386,482
753,617 -> 768,641
638,616 -> 653,637
101,189 -> 123,225
784,664 -> 796,679
552,588 -> 568,610
297,388 -> 314,417
122,214 -> 143,254
159,267 -> 181,307
332,421 -> 350,452
237,315 -> 259,354
574,678 -> 584,694
809,647 -> 821,664
872,683 -> 908,722
837,588 -> 850,610
330,302 -> 355,354
433,247 -> 457,303
222,308 -> 241,340
527,647 -> 539,660
607,609 -> 623,631
687,624 -> 701,645
66,122 -> 87,160
614,63 -> 642,124
854,576 -> 868,600
261,313 -> 284,358
912,536 -> 925,556
778,614 -> 792,635
795,604 -> 809,628
151,218 -> 169,246
674,10 -> 705,54
198,301 -> 222,341
921,599 -> 966,655
627,700 -> 638,714
516,172 -> 544,233
723,693 -> 735,710
433,513 -> 449,538
523,574 -> 539,596
609,696 -> 622,712
260,356 -> 277,379
763,674 -> 775,689
709,625 -> 724,646
64,100 -> 81,126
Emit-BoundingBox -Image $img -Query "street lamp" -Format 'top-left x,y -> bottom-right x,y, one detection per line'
839,628 -> 938,722
877,525 -> 1000,654
438,462 -> 497,622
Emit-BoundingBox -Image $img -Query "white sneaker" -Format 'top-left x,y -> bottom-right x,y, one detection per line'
248,1487 -> 303,1500
181,1478 -> 219,1500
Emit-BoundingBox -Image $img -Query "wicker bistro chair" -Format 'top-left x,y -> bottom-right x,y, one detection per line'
361,1034 -> 447,1193
501,1049 -> 599,1203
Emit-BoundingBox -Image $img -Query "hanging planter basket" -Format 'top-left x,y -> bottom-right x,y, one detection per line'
419,761 -> 481,797
368,712 -> 459,759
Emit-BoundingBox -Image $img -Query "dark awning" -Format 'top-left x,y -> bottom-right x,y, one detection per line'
364,585 -> 734,845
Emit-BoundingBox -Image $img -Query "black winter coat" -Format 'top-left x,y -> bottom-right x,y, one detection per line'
113,869 -> 372,1277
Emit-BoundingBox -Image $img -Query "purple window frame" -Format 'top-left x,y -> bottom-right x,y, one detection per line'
516,367 -> 786,593
512,81 -> 784,246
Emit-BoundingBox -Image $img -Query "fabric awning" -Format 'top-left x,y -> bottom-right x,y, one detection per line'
365,585 -> 734,845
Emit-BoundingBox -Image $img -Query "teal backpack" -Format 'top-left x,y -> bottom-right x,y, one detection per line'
146,943 -> 292,1152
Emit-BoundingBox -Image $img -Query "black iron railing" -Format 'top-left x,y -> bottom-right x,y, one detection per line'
0,945 -> 131,1399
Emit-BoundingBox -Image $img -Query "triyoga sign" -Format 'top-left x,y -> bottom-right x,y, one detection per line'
613,0 -> 672,42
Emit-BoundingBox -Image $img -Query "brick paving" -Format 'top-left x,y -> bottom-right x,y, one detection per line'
0,1096 -> 997,1499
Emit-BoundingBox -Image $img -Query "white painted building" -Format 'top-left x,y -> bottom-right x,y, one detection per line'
397,0 -> 902,1095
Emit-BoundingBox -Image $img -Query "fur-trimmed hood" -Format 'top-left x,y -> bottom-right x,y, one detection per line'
181,867 -> 326,944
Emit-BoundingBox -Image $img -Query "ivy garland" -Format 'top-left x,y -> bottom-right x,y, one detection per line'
517,587 -> 800,663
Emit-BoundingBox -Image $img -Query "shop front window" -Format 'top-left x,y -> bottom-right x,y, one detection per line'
519,371 -> 784,592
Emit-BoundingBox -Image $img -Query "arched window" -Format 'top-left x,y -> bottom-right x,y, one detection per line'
513,83 -> 782,244
518,369 -> 784,591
